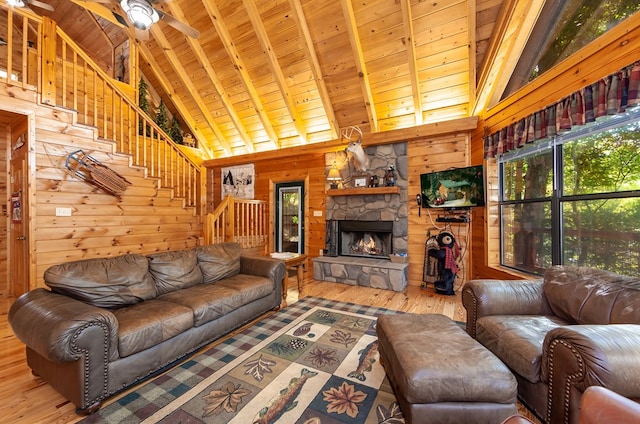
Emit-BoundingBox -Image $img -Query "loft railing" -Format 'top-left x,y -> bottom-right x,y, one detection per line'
0,8 -> 200,207
204,196 -> 268,253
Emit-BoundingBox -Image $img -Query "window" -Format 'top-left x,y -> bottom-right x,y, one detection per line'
502,1 -> 640,100
499,109 -> 640,276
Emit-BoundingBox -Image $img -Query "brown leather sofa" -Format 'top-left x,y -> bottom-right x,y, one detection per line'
9,242 -> 285,414
462,266 -> 640,424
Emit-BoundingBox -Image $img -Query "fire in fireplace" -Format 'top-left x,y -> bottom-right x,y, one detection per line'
335,220 -> 393,259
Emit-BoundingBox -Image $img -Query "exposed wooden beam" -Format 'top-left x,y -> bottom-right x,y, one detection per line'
472,0 -> 545,116
136,40 -> 224,158
288,0 -> 339,140
242,0 -> 308,144
467,0 -> 477,110
201,0 -> 280,149
341,0 -> 378,132
163,1 -> 255,154
399,0 -> 422,127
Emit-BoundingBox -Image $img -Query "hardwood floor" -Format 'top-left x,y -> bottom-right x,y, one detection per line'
0,280 -> 538,423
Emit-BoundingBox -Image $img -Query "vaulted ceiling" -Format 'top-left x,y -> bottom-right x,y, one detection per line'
23,0 -> 545,159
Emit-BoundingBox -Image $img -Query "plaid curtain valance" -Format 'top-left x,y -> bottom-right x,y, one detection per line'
484,62 -> 640,159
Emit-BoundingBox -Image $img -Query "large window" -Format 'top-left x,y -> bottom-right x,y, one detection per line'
502,1 -> 640,100
499,110 -> 640,276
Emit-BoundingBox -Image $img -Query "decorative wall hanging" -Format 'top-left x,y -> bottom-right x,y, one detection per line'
11,191 -> 22,223
65,150 -> 131,197
221,164 -> 254,199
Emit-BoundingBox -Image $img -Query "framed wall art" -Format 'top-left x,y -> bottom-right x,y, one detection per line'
221,164 -> 255,199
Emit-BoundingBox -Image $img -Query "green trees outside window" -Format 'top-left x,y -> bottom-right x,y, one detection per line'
500,112 -> 640,276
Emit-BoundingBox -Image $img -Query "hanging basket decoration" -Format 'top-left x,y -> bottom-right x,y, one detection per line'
65,150 -> 131,197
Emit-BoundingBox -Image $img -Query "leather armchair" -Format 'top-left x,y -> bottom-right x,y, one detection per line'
463,266 -> 640,424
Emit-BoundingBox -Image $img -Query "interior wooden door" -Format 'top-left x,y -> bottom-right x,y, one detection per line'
9,115 -> 30,297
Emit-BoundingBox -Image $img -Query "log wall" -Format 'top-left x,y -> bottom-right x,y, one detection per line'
207,128 -> 472,288
0,85 -> 203,293
0,123 -> 7,295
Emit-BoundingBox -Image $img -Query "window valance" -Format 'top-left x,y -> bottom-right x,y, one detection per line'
484,62 -> 640,159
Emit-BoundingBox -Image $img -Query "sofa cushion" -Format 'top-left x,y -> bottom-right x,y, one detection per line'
196,243 -> 242,283
148,249 -> 203,295
111,299 -> 194,357
476,315 -> 570,383
43,254 -> 155,308
158,284 -> 243,327
216,273 -> 275,304
544,266 -> 640,324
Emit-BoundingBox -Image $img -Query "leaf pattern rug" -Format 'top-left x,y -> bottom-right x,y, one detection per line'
81,296 -> 405,424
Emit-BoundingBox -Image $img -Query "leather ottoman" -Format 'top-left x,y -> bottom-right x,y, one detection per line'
377,313 -> 518,424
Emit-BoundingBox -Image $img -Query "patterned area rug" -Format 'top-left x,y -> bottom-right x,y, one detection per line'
81,296 -> 405,423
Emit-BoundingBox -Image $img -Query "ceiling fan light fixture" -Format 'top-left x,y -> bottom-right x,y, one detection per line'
6,0 -> 26,7
120,0 -> 158,30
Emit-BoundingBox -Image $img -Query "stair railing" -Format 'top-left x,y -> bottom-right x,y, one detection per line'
204,196 -> 268,253
0,7 -> 201,207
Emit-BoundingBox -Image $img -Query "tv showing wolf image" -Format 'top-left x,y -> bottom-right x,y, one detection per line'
420,165 -> 485,209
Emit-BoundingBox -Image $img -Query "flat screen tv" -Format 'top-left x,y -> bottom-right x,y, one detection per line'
420,165 -> 485,209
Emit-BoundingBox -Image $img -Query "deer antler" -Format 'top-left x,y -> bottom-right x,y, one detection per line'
341,125 -> 362,143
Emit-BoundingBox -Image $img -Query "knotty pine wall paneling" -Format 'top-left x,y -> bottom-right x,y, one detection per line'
407,132 -> 472,289
0,88 -> 202,292
0,121 -> 7,296
208,151 -> 327,283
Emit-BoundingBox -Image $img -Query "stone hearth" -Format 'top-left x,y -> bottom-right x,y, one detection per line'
313,256 -> 408,292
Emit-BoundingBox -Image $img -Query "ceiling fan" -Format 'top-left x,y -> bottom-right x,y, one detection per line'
86,0 -> 200,39
5,0 -> 54,12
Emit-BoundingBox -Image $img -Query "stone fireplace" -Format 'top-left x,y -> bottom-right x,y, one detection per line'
313,142 -> 409,291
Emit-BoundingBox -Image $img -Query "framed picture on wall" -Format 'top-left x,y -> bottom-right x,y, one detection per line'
221,164 -> 255,199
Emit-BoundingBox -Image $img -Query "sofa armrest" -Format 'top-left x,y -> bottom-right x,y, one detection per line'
579,386 -> 640,424
8,288 -> 120,363
462,278 -> 549,338
240,256 -> 285,300
542,325 -> 640,424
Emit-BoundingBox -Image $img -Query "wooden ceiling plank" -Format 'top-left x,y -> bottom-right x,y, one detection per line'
340,0 -> 378,132
163,1 -> 255,155
242,0 -> 307,144
201,0 -> 280,149
287,0 -> 339,139
136,39 -> 226,158
399,0 -> 423,126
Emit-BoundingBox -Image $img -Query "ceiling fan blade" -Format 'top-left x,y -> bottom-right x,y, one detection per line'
25,0 -> 54,12
157,10 -> 199,39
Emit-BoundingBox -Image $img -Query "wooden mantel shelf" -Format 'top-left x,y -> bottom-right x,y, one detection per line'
327,186 -> 400,196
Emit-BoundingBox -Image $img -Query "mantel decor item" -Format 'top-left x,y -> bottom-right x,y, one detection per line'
352,173 -> 369,188
384,165 -> 396,186
326,165 -> 341,189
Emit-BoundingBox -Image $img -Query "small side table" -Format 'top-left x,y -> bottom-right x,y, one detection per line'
270,252 -> 307,305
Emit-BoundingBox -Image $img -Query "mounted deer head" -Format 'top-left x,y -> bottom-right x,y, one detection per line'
342,126 -> 370,172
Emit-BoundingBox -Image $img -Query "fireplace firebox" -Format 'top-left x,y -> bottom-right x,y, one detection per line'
326,220 -> 393,259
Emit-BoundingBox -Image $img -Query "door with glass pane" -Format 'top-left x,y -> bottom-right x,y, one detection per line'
275,182 -> 304,253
